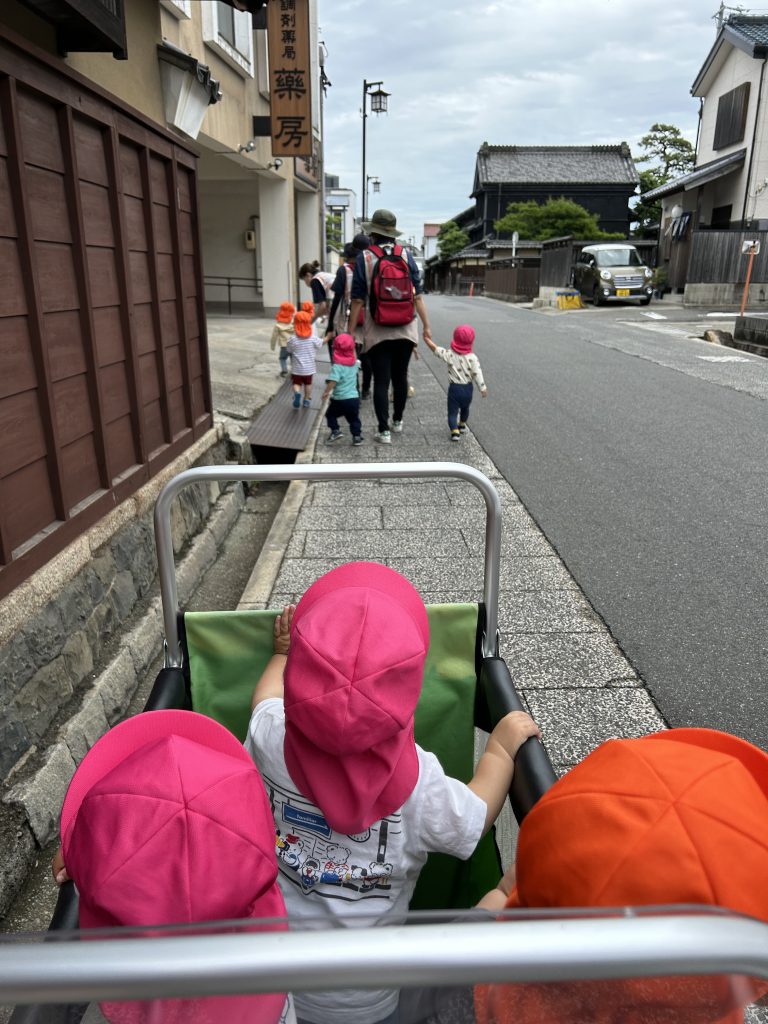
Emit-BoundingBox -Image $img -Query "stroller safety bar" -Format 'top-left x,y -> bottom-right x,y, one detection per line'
2,913 -> 767,1005
154,462 -> 503,665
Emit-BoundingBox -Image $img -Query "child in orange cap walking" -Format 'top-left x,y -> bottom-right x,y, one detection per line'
246,562 -> 540,1024
270,301 -> 295,377
287,310 -> 323,409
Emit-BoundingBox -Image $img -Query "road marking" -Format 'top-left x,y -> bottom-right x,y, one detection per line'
697,354 -> 750,362
706,312 -> 739,317
640,311 -> 666,320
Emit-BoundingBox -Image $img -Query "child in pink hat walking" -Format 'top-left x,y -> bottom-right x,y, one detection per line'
424,324 -> 488,441
246,562 -> 540,1024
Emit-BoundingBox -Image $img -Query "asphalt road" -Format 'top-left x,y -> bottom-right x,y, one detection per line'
422,295 -> 768,747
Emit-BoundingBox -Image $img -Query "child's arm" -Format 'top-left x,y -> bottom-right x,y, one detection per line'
423,336 -> 437,352
251,605 -> 294,709
322,377 -> 336,401
477,861 -> 516,911
468,711 -> 541,834
51,846 -> 69,886
473,356 -> 488,397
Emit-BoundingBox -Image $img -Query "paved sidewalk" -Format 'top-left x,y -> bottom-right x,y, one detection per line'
239,345 -> 667,776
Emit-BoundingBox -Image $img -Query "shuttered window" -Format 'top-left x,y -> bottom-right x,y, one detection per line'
713,82 -> 750,150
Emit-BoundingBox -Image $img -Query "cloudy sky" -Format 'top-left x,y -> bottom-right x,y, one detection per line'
317,0 -> 727,242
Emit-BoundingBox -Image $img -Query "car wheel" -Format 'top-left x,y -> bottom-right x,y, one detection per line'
640,295 -> 651,306
593,286 -> 603,307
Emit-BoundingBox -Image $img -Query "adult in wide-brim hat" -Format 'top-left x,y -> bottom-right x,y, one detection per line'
349,209 -> 431,443
361,208 -> 403,239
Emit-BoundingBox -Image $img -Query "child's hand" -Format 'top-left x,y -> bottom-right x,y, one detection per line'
51,846 -> 69,886
273,604 -> 295,656
481,386 -> 488,398
491,711 -> 541,760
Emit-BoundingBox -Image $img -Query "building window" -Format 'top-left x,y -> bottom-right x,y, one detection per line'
202,1 -> 254,77
216,1 -> 235,45
160,0 -> 191,17
713,82 -> 750,150
711,204 -> 732,229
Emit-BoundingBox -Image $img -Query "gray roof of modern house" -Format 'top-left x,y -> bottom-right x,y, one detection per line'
640,148 -> 747,201
692,16 -> 768,95
473,143 -> 639,193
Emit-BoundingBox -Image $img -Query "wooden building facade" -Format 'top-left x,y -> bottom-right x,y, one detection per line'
0,27 -> 211,599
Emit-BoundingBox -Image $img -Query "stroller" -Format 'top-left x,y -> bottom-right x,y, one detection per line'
1,463 -> 767,1024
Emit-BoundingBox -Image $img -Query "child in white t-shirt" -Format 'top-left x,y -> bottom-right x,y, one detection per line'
245,562 -> 540,1024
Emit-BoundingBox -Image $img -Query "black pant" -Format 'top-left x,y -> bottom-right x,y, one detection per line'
325,397 -> 362,436
367,340 -> 413,433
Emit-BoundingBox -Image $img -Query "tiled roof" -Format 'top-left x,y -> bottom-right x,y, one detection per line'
726,16 -> 768,50
474,143 -> 639,188
641,148 -> 746,201
489,239 -> 542,249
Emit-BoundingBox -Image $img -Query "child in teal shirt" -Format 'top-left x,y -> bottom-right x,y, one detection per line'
322,333 -> 363,445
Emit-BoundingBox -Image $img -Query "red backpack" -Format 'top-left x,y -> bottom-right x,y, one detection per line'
367,244 -> 415,326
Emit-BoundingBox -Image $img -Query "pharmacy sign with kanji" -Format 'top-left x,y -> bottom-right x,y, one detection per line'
267,0 -> 312,157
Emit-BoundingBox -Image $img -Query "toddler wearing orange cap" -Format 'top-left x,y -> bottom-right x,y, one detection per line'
407,728 -> 768,1024
271,302 -> 296,377
287,310 -> 323,408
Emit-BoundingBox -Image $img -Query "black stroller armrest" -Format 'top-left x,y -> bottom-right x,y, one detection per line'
144,667 -> 190,711
479,657 -> 557,822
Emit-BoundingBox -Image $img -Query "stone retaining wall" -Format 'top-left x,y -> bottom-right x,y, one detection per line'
0,423 -> 250,917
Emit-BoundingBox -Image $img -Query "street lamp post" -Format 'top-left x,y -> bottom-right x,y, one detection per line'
366,175 -> 381,218
361,80 -> 390,222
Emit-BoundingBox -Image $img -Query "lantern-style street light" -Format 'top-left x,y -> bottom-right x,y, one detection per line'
361,80 -> 390,221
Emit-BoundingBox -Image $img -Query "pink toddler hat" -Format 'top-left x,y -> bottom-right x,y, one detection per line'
332,332 -> 356,366
451,324 -> 475,354
283,562 -> 430,834
61,709 -> 288,1023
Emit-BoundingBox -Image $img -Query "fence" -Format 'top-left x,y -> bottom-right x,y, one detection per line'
484,263 -> 540,301
687,229 -> 768,283
204,275 -> 262,314
0,30 -> 212,598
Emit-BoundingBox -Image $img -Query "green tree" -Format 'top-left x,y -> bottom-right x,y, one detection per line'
494,196 -> 624,241
632,167 -> 667,237
632,123 -> 695,235
326,210 -> 343,248
437,220 -> 470,260
637,123 -> 695,178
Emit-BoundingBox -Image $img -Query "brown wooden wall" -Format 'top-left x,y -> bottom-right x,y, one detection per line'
0,30 -> 212,599
687,229 -> 768,284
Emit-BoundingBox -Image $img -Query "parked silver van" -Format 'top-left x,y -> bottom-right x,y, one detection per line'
571,243 -> 654,306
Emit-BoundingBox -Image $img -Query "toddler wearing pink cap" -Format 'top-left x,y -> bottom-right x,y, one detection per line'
424,325 -> 488,441
55,710 -> 295,1024
321,333 -> 363,445
246,562 -> 540,1024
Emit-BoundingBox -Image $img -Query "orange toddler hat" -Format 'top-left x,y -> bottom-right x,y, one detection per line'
475,728 -> 768,1024
301,300 -> 315,317
276,301 -> 295,323
293,311 -> 313,338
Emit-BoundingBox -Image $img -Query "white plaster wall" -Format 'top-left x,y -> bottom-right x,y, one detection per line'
698,47 -> 764,221
259,178 -> 293,314
199,180 -> 261,308
296,191 -> 322,291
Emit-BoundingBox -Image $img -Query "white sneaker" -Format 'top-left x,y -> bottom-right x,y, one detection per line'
375,430 -> 391,444
391,421 -> 403,433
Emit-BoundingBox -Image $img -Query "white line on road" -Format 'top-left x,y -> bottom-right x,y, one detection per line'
640,311 -> 666,320
697,354 -> 751,362
706,312 -> 739,317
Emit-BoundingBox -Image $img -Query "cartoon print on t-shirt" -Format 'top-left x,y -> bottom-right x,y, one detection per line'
264,775 -> 401,900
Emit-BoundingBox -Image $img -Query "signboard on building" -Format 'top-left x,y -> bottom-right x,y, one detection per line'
266,0 -> 312,157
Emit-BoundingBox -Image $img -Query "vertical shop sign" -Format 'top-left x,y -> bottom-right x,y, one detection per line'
267,0 -> 312,157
